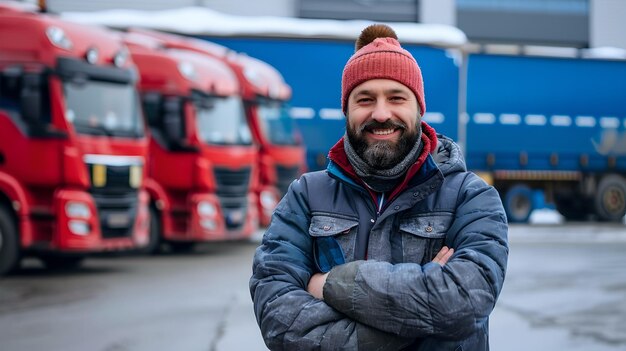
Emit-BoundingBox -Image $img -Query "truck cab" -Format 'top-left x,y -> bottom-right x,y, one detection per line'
123,32 -> 258,253
0,3 -> 149,274
232,54 -> 306,226
127,29 -> 306,226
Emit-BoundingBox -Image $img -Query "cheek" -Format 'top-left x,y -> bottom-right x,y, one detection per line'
346,115 -> 364,132
401,115 -> 419,130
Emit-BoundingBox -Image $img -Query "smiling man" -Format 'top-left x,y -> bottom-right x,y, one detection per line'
250,24 -> 509,351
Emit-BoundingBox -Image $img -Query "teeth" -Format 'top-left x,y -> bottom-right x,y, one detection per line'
372,129 -> 395,135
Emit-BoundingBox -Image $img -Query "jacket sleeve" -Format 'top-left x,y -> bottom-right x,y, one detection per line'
250,175 -> 413,351
322,172 -> 509,340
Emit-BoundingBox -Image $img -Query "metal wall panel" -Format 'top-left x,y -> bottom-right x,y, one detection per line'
47,0 -> 197,12
298,0 -> 419,22
458,9 -> 588,47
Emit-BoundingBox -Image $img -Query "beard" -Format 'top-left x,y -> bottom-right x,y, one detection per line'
346,118 -> 420,170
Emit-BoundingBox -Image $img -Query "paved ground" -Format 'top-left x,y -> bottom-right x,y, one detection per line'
491,223 -> 626,351
1,220 -> 625,351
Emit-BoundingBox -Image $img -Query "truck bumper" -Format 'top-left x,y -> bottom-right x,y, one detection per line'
43,189 -> 149,252
166,192 -> 259,242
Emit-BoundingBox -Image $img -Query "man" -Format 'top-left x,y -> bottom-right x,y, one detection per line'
250,24 -> 508,351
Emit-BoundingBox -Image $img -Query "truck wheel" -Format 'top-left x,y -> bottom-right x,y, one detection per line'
140,206 -> 162,255
0,205 -> 20,276
594,174 -> 626,222
169,242 -> 195,253
503,185 -> 534,223
555,195 -> 588,221
40,255 -> 85,271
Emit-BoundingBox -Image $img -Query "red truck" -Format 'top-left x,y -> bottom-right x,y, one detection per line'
128,29 -> 306,227
123,32 -> 259,253
0,3 -> 149,274
234,54 -> 306,226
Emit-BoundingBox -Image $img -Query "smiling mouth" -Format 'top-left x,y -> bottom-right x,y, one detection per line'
371,128 -> 396,135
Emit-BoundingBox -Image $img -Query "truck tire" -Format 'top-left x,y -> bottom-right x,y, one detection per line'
503,185 -> 534,223
169,242 -> 195,253
140,206 -> 162,255
0,205 -> 20,276
594,174 -> 626,222
39,255 -> 85,271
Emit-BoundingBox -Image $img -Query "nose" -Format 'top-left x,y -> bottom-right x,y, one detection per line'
371,101 -> 391,122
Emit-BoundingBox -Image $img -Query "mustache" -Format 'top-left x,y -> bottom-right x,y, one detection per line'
359,119 -> 407,133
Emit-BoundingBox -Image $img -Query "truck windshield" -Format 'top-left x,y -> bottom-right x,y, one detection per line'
63,79 -> 144,138
256,102 -> 299,145
195,96 -> 252,146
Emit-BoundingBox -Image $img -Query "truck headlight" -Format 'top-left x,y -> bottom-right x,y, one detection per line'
260,191 -> 277,210
197,201 -> 216,217
68,220 -> 90,236
200,219 -> 217,231
65,202 -> 91,219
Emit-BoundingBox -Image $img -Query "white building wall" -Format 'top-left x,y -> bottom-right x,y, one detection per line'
200,0 -> 296,17
590,0 -> 626,49
420,0 -> 456,26
34,0 -> 626,49
46,0 -> 197,12
44,0 -> 296,15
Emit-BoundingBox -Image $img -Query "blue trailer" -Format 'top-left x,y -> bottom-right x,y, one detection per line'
191,40 -> 626,223
465,49 -> 626,222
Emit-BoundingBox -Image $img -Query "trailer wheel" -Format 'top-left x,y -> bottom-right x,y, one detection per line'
0,205 -> 20,275
503,185 -> 534,223
594,174 -> 626,222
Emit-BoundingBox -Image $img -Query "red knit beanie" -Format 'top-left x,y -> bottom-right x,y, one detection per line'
341,24 -> 425,116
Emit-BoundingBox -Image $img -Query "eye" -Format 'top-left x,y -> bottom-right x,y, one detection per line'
356,97 -> 373,104
389,96 -> 406,102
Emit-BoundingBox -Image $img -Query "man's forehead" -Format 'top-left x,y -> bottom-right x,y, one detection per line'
351,79 -> 412,95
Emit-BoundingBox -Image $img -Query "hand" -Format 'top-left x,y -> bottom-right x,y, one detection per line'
432,246 -> 454,266
307,272 -> 329,300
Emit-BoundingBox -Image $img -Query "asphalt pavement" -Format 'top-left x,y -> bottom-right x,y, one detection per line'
1,220 -> 625,351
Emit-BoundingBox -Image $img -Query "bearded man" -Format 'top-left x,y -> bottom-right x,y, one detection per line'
250,24 -> 509,351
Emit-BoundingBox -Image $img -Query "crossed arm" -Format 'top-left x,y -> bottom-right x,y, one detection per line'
307,246 -> 455,299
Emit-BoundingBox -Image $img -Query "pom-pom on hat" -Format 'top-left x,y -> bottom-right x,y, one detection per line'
341,24 -> 425,116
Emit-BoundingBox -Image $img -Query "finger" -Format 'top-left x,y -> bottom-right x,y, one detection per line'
440,248 -> 455,265
432,246 -> 449,264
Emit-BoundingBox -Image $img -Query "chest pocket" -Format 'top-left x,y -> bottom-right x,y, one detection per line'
309,215 -> 359,273
399,213 -> 453,264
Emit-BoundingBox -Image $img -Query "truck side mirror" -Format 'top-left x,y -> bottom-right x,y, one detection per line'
20,73 -> 42,124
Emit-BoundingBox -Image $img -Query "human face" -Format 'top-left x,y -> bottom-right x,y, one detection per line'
346,79 -> 421,169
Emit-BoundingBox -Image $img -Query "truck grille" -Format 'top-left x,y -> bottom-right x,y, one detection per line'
276,165 -> 300,196
213,167 -> 251,230
90,191 -> 138,239
85,159 -> 142,239
213,167 -> 251,197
